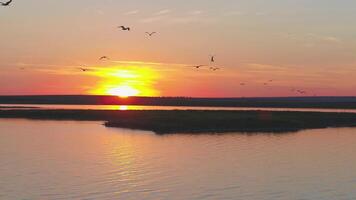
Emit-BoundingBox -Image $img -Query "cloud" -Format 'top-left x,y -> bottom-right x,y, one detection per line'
281,32 -> 342,46
320,36 -> 341,43
189,10 -> 204,15
169,16 -> 218,24
111,60 -> 188,67
255,12 -> 268,16
140,16 -> 164,23
306,34 -> 342,43
223,11 -> 246,16
154,9 -> 172,16
247,63 -> 288,71
124,10 -> 139,15
95,9 -> 105,15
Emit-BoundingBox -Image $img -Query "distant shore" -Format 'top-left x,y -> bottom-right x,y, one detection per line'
1,109 -> 356,134
2,95 -> 356,109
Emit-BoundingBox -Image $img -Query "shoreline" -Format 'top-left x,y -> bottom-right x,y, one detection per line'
1,109 -> 356,134
2,95 -> 356,109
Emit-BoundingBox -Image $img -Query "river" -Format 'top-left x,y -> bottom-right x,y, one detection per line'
0,119 -> 355,200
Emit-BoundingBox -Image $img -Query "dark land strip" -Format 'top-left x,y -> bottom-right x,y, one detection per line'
1,109 -> 356,134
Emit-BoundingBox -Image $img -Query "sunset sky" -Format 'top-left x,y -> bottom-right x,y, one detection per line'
1,0 -> 356,97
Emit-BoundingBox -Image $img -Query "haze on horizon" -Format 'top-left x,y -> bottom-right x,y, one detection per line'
1,0 -> 356,97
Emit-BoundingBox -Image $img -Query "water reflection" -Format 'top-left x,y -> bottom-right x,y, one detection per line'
0,119 -> 355,200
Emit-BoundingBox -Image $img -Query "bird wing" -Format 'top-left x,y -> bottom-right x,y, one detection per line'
4,0 -> 12,5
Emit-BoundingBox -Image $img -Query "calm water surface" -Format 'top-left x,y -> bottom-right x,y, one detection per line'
0,119 -> 355,200
2,104 -> 356,113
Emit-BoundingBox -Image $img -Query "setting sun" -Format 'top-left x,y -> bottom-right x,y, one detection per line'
107,85 -> 139,98
90,67 -> 160,97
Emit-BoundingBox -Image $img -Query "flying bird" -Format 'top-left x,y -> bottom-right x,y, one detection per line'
210,67 -> 220,71
192,65 -> 206,69
296,90 -> 307,94
1,0 -> 12,6
79,68 -> 91,72
145,32 -> 157,36
210,55 -> 215,63
118,26 -> 131,31
99,56 -> 109,60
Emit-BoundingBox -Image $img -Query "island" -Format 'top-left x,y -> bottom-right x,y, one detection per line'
1,109 -> 356,134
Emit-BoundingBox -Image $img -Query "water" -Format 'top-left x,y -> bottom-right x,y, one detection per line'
0,119 -> 355,200
2,104 -> 356,113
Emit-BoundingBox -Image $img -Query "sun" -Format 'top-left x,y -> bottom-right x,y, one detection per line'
90,67 -> 160,97
107,85 -> 139,98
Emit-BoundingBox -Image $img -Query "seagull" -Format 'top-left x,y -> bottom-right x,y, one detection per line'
297,90 -> 307,94
79,68 -> 91,72
1,0 -> 12,6
192,65 -> 206,69
99,56 -> 109,60
210,55 -> 215,63
145,32 -> 157,36
210,67 -> 220,71
118,26 -> 131,31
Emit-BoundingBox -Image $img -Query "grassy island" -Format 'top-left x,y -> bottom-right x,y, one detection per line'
1,109 -> 356,134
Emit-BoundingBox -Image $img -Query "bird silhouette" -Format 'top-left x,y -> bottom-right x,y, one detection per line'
99,56 -> 109,60
79,68 -> 91,72
118,26 -> 131,31
210,55 -> 215,62
210,67 -> 220,71
190,65 -> 206,69
1,0 -> 12,6
296,90 -> 307,94
145,32 -> 157,36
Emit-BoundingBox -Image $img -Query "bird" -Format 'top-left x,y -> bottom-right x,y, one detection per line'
99,56 -> 109,60
79,68 -> 91,72
118,26 -> 131,31
1,0 -> 12,6
210,55 -> 215,63
145,32 -> 157,36
296,90 -> 307,94
191,65 -> 206,69
240,83 -> 246,86
210,67 -> 220,71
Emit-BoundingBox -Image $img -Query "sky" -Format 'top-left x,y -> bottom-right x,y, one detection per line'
0,0 -> 356,97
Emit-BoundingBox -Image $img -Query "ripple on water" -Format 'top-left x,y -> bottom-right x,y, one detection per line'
0,120 -> 356,200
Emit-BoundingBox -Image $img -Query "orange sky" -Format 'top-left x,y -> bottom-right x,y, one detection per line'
1,0 -> 356,97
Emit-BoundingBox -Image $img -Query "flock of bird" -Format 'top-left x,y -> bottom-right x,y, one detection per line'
2,0 -> 311,96
99,24 -> 221,72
